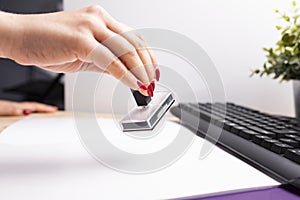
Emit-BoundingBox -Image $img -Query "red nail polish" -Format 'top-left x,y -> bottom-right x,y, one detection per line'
155,69 -> 160,81
147,88 -> 153,97
147,84 -> 154,97
148,83 -> 155,97
23,109 -> 32,115
151,81 -> 155,91
137,80 -> 147,91
148,83 -> 153,92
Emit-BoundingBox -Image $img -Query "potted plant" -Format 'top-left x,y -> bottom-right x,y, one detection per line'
252,1 -> 300,118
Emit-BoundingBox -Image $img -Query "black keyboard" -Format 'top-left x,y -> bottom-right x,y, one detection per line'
171,102 -> 300,189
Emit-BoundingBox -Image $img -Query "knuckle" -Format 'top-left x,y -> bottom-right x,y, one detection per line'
114,73 -> 124,80
12,110 -> 19,116
85,5 -> 106,17
134,39 -> 146,49
136,32 -> 144,41
20,102 -> 32,105
109,60 -> 126,79
125,50 -> 137,59
11,107 -> 20,116
81,15 -> 97,29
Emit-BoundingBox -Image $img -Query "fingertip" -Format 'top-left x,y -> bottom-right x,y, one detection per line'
147,85 -> 154,97
155,68 -> 160,81
48,107 -> 58,112
151,81 -> 155,91
139,89 -> 149,97
137,80 -> 147,90
22,109 -> 32,116
10,109 -> 24,116
45,106 -> 58,112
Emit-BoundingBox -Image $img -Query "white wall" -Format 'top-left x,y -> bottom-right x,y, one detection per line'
65,0 -> 295,116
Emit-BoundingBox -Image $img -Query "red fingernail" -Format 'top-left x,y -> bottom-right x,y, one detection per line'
147,88 -> 153,97
23,109 -> 32,115
137,80 -> 147,91
151,81 -> 155,91
148,83 -> 153,92
155,69 -> 160,81
147,84 -> 154,97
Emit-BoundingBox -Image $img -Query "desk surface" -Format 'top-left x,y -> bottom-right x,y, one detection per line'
0,111 -> 280,199
0,111 -> 119,133
0,111 -> 179,133
0,111 -> 68,133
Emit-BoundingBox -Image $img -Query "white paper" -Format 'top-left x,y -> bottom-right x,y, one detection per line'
0,117 -> 279,200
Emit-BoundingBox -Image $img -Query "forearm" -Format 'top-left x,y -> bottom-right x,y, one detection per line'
0,6 -> 158,95
0,11 -> 22,59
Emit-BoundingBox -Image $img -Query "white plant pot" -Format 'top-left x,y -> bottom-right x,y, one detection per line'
293,80 -> 300,118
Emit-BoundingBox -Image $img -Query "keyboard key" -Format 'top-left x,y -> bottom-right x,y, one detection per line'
238,130 -> 259,140
260,132 -> 276,138
285,134 -> 300,140
215,118 -> 230,128
273,125 -> 286,130
253,135 -> 271,145
291,126 -> 300,131
279,138 -> 300,148
236,121 -> 250,127
248,126 -> 275,137
256,124 -> 269,129
273,129 -> 300,137
281,117 -> 300,125
223,122 -> 237,131
231,125 -> 246,134
284,149 -> 300,164
241,119 -> 256,125
261,139 -> 279,149
271,143 -> 292,154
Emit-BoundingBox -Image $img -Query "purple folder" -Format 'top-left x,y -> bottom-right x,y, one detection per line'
178,185 -> 300,200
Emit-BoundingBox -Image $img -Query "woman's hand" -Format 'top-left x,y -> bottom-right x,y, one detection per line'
0,100 -> 57,116
0,6 -> 159,96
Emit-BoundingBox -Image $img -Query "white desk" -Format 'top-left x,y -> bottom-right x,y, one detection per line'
0,115 -> 279,200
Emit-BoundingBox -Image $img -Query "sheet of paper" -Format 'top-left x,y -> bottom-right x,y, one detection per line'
0,117 -> 279,200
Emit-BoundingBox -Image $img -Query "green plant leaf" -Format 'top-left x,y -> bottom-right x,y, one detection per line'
283,15 -> 290,22
282,26 -> 291,34
282,34 -> 296,46
251,2 -> 300,82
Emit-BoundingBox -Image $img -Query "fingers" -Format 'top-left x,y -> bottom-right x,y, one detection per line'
87,40 -> 149,96
78,6 -> 159,96
102,14 -> 158,83
100,31 -> 150,86
106,24 -> 156,81
94,30 -> 155,96
147,49 -> 160,81
122,32 -> 156,82
0,100 -> 23,116
0,100 -> 58,116
19,102 -> 58,113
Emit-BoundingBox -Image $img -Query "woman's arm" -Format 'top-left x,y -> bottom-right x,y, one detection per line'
0,6 -> 159,96
0,11 -> 22,59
